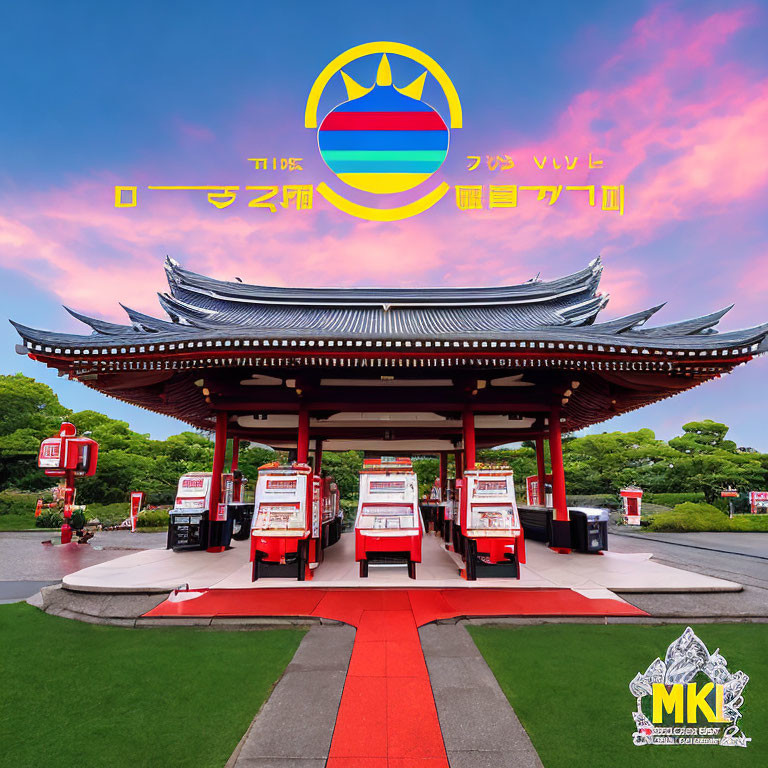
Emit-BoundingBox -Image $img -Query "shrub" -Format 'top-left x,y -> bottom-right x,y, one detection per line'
340,498 -> 358,528
36,510 -> 63,528
137,508 -> 170,528
644,502 -> 768,532
86,502 -> 130,526
644,492 -> 706,507
0,490 -> 42,517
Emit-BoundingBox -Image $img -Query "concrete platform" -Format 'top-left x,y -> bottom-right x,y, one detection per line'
61,531 -> 741,594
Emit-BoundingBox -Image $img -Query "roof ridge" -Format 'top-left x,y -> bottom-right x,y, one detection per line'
164,256 -> 603,308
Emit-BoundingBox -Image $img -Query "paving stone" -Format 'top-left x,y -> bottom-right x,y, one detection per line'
447,750 -> 519,768
234,627 -> 351,765
418,623 -> 480,657
420,624 -> 543,768
423,655 -> 499,690
237,669 -> 346,760
288,625 -> 355,671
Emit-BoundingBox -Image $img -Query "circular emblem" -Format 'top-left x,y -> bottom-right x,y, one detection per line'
317,55 -> 449,194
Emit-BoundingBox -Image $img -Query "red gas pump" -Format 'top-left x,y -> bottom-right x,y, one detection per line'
250,462 -> 323,581
456,467 -> 525,580
354,458 -> 423,579
37,422 -> 99,543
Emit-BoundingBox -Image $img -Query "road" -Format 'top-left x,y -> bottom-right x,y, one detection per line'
609,529 -> 768,618
0,530 -> 166,603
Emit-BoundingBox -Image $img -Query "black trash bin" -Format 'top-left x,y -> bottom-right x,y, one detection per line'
208,510 -> 235,549
167,510 -> 209,551
229,502 -> 253,541
569,507 -> 609,552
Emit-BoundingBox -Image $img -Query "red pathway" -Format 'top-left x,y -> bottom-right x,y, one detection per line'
146,588 -> 645,767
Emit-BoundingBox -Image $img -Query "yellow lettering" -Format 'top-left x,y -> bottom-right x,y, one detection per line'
652,683 -> 684,724
687,682 -> 719,723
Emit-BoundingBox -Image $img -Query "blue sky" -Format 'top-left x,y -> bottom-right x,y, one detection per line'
2,0 -> 767,447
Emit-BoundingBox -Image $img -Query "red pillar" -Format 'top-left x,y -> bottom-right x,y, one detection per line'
438,452 -> 447,500
60,469 -> 75,544
315,440 -> 323,473
454,450 -> 463,479
208,411 -> 228,551
535,436 -> 547,506
462,407 -> 476,471
548,411 -> 568,521
297,406 -> 310,464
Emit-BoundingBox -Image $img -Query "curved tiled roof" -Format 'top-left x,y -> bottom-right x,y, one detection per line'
10,257 -> 768,355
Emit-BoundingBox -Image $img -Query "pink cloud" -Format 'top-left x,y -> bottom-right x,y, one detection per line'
1,4 -> 767,332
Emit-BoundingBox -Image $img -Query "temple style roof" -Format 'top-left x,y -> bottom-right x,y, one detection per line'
11,257 -> 768,445
11,256 -> 768,353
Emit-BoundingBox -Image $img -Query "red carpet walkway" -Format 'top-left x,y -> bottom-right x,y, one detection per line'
146,588 -> 645,767
145,586 -> 646,623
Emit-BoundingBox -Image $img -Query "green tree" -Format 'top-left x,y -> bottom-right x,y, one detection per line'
669,420 -> 738,455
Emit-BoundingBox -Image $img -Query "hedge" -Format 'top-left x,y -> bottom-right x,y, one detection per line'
0,490 -> 41,516
645,502 -> 768,532
644,492 -> 706,506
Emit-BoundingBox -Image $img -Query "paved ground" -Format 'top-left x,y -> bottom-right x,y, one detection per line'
230,626 -> 355,768
420,623 -> 543,768
609,529 -> 768,617
0,530 -> 166,602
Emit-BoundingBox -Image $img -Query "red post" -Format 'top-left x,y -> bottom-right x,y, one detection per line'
463,406 -> 476,471
454,450 -> 463,479
208,411 -> 228,551
535,436 -> 547,506
61,469 -> 75,544
548,409 -> 569,524
315,439 -> 323,473
297,406 -> 309,464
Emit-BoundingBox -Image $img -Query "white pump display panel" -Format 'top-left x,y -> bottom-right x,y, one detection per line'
173,472 -> 213,511
462,470 -> 521,537
356,461 -> 420,533
355,458 -> 424,578
252,467 -> 311,536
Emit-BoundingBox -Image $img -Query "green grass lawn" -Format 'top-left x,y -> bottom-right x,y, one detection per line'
0,513 -> 40,530
469,623 -> 767,768
0,603 -> 304,768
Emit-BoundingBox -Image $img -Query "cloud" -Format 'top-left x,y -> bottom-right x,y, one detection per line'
1,4 -> 767,331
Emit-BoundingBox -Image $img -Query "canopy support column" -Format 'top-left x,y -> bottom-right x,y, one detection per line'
315,439 -> 323,474
548,409 -> 571,554
207,411 -> 228,552
297,405 -> 309,465
454,450 -> 463,479
463,406 -> 476,471
535,436 -> 547,506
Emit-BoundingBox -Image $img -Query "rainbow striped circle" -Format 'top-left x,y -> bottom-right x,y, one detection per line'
318,85 -> 449,194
